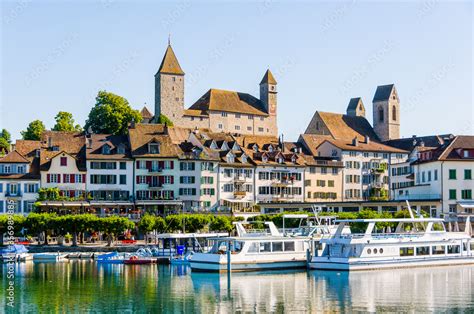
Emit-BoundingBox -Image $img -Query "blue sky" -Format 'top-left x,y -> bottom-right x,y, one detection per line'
1,1 -> 472,141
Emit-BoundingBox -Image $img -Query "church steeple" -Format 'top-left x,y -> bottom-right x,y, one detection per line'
156,44 -> 184,76
259,69 -> 277,116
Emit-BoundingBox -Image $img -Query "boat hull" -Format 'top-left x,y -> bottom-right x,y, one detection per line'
190,260 -> 307,272
309,256 -> 474,271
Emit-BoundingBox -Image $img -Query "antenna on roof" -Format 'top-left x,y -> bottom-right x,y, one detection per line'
168,33 -> 171,46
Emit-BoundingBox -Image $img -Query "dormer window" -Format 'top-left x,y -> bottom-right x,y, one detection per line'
252,144 -> 259,153
268,145 -> 274,153
232,143 -> 240,151
148,142 -> 160,154
278,156 -> 284,164
226,153 -> 235,163
210,140 -> 217,150
117,144 -> 125,155
241,154 -> 247,163
291,156 -> 297,163
102,145 -> 111,155
52,146 -> 59,152
221,141 -> 229,151
262,155 -> 268,163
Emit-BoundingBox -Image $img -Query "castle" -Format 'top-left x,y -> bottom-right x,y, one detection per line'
152,43 -> 278,136
149,43 -> 400,142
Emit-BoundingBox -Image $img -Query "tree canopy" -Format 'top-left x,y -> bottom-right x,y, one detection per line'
21,120 -> 46,140
84,91 -> 142,135
1,129 -> 11,143
52,111 -> 82,132
157,114 -> 174,126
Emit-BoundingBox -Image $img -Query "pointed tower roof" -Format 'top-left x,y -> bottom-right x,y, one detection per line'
260,69 -> 277,85
140,106 -> 153,119
372,84 -> 395,102
157,44 -> 184,75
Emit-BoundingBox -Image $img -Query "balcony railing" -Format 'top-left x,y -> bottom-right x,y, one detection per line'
234,191 -> 246,198
148,168 -> 162,173
314,160 -> 344,167
393,194 -> 442,201
5,192 -> 22,197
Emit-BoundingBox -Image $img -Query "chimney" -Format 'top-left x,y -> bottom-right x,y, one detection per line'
365,135 -> 370,144
47,136 -> 52,148
420,140 -> 425,147
87,138 -> 93,149
352,137 -> 359,147
163,122 -> 168,135
35,149 -> 40,158
130,118 -> 136,129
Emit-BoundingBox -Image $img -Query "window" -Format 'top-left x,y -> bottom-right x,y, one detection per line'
392,105 -> 397,121
148,143 -> 160,154
248,115 -> 253,120
102,145 -> 111,155
447,245 -> 460,254
465,169 -> 472,180
449,169 -> 456,180
235,125 -> 240,130
180,162 -> 195,171
399,247 -> 414,256
328,180 -> 334,187
272,242 -> 283,252
258,127 -> 264,132
332,168 -> 338,175
416,246 -> 430,256
379,108 -> 384,122
260,242 -> 271,252
321,167 -> 327,174
461,190 -> 472,200
235,113 -> 241,119
218,124 -> 223,129
49,174 -> 60,183
60,157 -> 67,166
434,169 -> 438,181
449,189 -> 457,200
120,162 -> 126,170
119,175 -> 126,185
180,176 -> 195,184
221,112 -> 228,117
432,245 -> 445,255
248,242 -> 259,253
247,126 -> 252,131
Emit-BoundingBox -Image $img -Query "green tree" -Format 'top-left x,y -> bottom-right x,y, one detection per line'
55,214 -> 98,246
21,120 -> 46,140
157,114 -> 174,126
0,215 -> 26,246
25,213 -> 56,245
52,111 -> 82,132
138,214 -> 156,244
209,216 -> 233,232
0,138 -> 9,155
84,91 -> 142,135
0,129 -> 11,143
97,216 -> 135,246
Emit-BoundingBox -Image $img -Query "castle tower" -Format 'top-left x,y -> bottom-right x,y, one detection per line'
154,43 -> 185,124
372,84 -> 400,141
346,97 -> 365,117
259,69 -> 277,116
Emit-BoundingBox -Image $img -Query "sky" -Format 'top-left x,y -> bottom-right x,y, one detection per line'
1,0 -> 473,142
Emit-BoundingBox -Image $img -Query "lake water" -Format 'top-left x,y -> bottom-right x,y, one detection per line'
1,262 -> 474,313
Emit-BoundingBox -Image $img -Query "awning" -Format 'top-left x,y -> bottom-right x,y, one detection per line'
222,199 -> 252,204
90,202 -> 134,206
458,203 -> 474,209
135,200 -> 183,206
37,201 -> 90,207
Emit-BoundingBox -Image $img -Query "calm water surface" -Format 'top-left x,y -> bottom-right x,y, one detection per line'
1,261 -> 474,313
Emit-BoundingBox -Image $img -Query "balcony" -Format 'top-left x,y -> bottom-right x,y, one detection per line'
233,175 -> 246,183
393,194 -> 442,201
148,183 -> 163,190
148,168 -> 162,173
5,192 -> 22,197
234,191 -> 247,198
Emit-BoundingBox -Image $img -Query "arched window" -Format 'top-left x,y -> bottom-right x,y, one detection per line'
379,108 -> 384,122
392,105 -> 397,121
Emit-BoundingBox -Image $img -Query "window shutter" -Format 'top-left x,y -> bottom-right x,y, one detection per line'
47,174 -> 51,183
24,183 -> 27,192
63,174 -> 67,183
192,189 -> 196,196
146,161 -> 152,170
71,174 -> 75,183
82,174 -> 85,183
6,184 -> 10,195
136,176 -> 140,184
57,175 -> 61,183
170,176 -> 174,184
158,161 -> 164,169
170,161 -> 174,169
146,176 -> 151,184
211,189 -> 215,196
170,191 -> 174,199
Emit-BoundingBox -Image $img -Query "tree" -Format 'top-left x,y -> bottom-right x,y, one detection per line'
84,91 -> 142,135
138,214 -> 156,244
21,120 -> 46,140
97,216 -> 135,246
0,138 -> 9,155
209,216 -> 233,232
1,129 -> 11,143
52,111 -> 82,132
0,215 -> 26,246
25,213 -> 56,245
157,114 -> 174,126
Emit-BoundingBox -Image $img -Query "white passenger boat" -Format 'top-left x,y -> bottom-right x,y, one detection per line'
190,213 -> 338,272
309,208 -> 474,271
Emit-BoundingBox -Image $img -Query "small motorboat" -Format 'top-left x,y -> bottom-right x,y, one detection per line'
33,253 -> 65,262
124,256 -> 155,265
170,252 -> 194,265
0,244 -> 30,262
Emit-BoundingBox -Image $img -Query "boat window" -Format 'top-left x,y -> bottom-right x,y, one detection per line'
284,241 -> 295,252
447,245 -> 460,254
373,248 -> 378,254
248,242 -> 259,253
295,241 -> 305,252
260,242 -> 271,253
233,241 -> 244,253
272,242 -> 283,252
400,247 -> 414,256
416,246 -> 430,256
379,248 -> 384,254
432,245 -> 445,255
367,249 -> 371,254
470,242 -> 474,251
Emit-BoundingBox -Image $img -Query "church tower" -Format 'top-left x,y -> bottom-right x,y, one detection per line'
154,42 -> 185,125
346,97 -> 366,117
259,69 -> 277,116
372,84 -> 400,141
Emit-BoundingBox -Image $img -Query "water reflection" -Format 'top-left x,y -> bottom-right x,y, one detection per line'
2,262 -> 474,312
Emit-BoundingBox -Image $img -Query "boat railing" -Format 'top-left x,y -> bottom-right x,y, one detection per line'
336,232 -> 428,240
